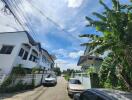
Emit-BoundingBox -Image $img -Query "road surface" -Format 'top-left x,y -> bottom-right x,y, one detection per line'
37,77 -> 71,100
0,77 -> 71,100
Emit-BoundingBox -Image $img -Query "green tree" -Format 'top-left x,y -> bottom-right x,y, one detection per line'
80,0 -> 132,90
54,67 -> 61,76
11,64 -> 26,76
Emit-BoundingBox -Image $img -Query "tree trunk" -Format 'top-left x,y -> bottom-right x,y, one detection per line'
118,64 -> 132,90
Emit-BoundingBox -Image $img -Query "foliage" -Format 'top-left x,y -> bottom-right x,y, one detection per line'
11,64 -> 26,76
32,66 -> 43,74
0,76 -> 12,87
0,80 -> 34,93
64,75 -> 70,81
86,67 -> 96,75
62,69 -> 81,81
80,0 -> 132,90
53,67 -> 61,76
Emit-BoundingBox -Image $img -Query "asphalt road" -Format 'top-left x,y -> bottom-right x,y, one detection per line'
37,77 -> 71,100
0,77 -> 71,100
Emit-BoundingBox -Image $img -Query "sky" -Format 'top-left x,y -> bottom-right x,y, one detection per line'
0,0 -> 130,71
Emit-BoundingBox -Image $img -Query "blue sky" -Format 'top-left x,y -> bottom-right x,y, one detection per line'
0,0 -> 130,70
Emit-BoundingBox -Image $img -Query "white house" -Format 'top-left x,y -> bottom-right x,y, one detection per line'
0,31 -> 54,75
78,46 -> 103,73
39,48 -> 54,71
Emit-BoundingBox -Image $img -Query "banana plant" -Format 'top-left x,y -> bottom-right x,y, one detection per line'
80,0 -> 132,90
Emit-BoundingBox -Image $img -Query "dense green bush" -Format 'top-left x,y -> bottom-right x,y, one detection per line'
0,80 -> 34,93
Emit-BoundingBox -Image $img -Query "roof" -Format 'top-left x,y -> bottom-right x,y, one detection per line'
0,31 -> 39,46
77,55 -> 103,66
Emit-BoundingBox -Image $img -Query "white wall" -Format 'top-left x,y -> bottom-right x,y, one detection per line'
74,73 -> 91,89
0,44 -> 21,74
14,74 -> 43,86
13,44 -> 39,68
39,51 -> 53,70
0,32 -> 30,74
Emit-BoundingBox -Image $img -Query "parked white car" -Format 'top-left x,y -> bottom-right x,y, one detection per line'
43,74 -> 57,86
67,78 -> 85,96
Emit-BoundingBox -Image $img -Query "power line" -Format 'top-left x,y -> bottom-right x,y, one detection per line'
10,0 -> 39,41
26,0 -> 82,42
1,0 -> 26,32
2,0 -> 82,43
12,0 -> 40,41
1,0 -> 40,41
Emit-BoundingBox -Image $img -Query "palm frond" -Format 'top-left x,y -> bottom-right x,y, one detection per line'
99,0 -> 111,11
112,0 -> 120,11
93,12 -> 106,21
79,34 -> 99,38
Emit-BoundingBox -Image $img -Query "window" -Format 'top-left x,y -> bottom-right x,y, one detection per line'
29,55 -> 33,61
22,51 -> 28,60
29,55 -> 38,63
69,79 -> 81,84
18,48 -> 24,57
0,45 -> 14,54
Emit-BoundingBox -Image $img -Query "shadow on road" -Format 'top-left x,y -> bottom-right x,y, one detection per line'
42,84 -> 56,87
0,86 -> 42,100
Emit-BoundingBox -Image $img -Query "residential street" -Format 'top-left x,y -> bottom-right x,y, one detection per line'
0,77 -> 71,100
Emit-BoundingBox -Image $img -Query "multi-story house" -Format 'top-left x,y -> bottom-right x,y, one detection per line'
0,31 -> 54,76
78,46 -> 103,73
39,48 -> 54,71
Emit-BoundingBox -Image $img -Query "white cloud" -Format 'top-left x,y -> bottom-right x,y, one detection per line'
55,59 -> 81,71
52,49 -> 68,58
0,1 -> 24,32
67,0 -> 84,8
68,27 -> 77,32
69,50 -> 84,59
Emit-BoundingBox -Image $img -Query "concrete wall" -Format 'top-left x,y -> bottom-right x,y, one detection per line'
74,73 -> 91,89
13,74 -> 44,86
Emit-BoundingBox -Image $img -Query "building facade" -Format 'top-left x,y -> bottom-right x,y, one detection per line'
0,31 -> 54,75
39,48 -> 54,71
78,46 -> 103,73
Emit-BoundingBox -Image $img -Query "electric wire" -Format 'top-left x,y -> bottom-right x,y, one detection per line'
26,0 -> 82,43
10,0 -> 39,41
2,0 -> 39,41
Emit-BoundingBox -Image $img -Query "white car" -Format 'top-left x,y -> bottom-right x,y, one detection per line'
43,74 -> 57,86
67,78 -> 85,96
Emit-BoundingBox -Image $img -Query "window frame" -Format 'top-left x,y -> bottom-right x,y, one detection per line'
22,51 -> 29,60
18,48 -> 25,57
0,45 -> 14,54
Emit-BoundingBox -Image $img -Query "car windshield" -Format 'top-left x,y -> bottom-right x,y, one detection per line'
47,74 -> 56,78
69,79 -> 81,84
